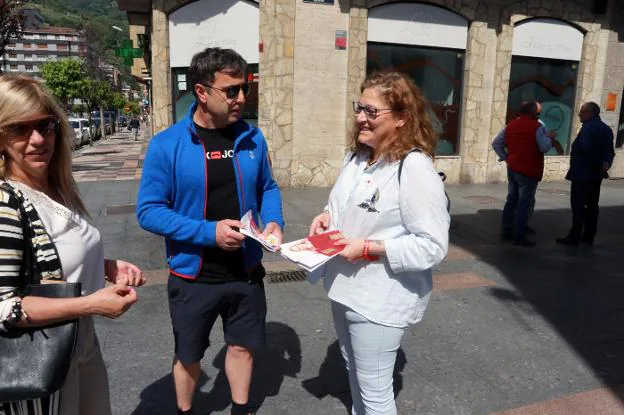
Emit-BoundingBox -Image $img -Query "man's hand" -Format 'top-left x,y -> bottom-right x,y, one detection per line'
105,259 -> 146,287
547,131 -> 558,139
309,211 -> 331,237
333,238 -> 365,263
262,222 -> 283,247
216,219 -> 246,251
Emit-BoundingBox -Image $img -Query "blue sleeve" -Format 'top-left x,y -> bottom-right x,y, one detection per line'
136,136 -> 217,246
256,138 -> 285,228
535,125 -> 553,153
491,127 -> 507,161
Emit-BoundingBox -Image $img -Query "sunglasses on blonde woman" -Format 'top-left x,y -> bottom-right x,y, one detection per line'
3,118 -> 60,139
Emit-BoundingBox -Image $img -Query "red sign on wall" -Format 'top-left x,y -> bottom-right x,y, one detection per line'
335,30 -> 347,50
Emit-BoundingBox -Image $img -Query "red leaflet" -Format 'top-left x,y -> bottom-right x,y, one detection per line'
308,230 -> 345,256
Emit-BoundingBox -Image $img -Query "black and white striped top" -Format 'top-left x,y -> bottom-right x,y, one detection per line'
0,183 -> 63,414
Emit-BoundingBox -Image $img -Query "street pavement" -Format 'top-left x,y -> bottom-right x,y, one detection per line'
76,129 -> 624,414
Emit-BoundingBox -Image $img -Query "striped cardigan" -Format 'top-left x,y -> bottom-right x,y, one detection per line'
0,182 -> 64,414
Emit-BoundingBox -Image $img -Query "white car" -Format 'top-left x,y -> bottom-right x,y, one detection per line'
68,118 -> 91,148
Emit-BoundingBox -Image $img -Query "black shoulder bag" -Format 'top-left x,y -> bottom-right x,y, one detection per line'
0,184 -> 81,403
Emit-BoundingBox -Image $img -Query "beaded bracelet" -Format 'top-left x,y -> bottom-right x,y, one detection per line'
362,240 -> 379,261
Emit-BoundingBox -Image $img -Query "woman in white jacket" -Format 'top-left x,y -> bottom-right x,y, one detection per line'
308,71 -> 450,415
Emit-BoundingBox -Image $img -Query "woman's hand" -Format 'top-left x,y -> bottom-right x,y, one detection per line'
105,259 -> 146,287
88,284 -> 138,319
334,238 -> 365,263
309,211 -> 331,237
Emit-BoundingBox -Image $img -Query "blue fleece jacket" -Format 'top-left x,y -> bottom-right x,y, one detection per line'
566,115 -> 615,182
136,103 -> 284,279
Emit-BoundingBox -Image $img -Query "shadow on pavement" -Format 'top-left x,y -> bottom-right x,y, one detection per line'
450,204 -> 624,402
131,322 -> 301,415
302,341 -> 407,414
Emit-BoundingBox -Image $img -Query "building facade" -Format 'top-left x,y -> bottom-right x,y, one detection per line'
118,0 -> 624,186
2,26 -> 87,80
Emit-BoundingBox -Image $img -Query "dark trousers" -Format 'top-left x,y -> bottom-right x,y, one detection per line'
568,180 -> 603,242
502,168 -> 538,239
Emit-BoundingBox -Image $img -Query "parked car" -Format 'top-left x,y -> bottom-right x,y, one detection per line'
118,116 -> 128,128
77,119 -> 91,145
68,118 -> 87,149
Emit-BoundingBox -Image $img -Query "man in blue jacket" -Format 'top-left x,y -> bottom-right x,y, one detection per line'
136,48 -> 284,415
556,102 -> 614,246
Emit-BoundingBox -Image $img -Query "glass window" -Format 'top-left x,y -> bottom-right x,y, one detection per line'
24,43 -> 32,49
9,65 -> 17,71
506,56 -> 578,155
171,64 -> 259,125
367,42 -> 464,156
8,53 -> 16,59
25,65 -> 33,71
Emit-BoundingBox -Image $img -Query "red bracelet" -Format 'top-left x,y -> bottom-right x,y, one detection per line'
362,240 -> 379,261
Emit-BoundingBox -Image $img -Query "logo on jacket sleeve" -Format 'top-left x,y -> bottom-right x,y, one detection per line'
249,150 -> 255,160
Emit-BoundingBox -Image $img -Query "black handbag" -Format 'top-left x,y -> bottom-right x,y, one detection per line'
0,185 -> 81,403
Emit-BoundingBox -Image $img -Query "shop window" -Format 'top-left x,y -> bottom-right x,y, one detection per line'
172,64 -> 259,125
367,42 -> 464,156
506,56 -> 578,155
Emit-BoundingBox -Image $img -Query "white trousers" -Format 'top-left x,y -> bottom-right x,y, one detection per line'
331,301 -> 407,415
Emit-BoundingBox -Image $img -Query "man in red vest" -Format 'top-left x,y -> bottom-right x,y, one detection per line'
492,101 -> 559,246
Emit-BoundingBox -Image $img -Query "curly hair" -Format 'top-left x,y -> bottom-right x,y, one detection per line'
349,71 -> 438,161
0,73 -> 88,217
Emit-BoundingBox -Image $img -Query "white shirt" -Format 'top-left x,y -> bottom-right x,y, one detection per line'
309,152 -> 450,328
9,181 -> 105,296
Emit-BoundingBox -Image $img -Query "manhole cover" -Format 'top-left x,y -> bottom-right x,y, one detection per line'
267,270 -> 307,284
106,204 -> 137,215
463,196 -> 501,204
538,188 -> 570,195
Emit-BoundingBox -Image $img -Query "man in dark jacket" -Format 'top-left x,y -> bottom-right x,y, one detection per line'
556,102 -> 615,246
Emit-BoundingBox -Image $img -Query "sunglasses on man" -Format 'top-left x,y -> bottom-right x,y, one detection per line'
2,118 -> 60,139
202,83 -> 250,100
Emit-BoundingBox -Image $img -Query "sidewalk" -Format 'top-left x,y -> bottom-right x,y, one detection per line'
72,139 -> 624,414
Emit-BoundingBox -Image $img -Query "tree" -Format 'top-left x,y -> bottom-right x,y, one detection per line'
40,58 -> 88,110
81,79 -> 112,144
0,1 -> 24,70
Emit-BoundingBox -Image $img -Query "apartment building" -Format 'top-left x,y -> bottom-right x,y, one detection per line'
2,20 -> 87,80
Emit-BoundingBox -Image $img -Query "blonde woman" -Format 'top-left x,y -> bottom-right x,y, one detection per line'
307,71 -> 450,415
0,74 -> 145,415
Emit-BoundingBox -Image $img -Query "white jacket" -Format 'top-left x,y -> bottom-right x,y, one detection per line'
309,151 -> 450,327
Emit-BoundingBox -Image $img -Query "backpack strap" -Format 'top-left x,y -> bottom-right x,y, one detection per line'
398,149 -> 421,184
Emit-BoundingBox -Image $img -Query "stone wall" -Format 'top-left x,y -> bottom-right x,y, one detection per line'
289,1 -> 350,187
151,1 -> 172,134
258,0 -> 296,186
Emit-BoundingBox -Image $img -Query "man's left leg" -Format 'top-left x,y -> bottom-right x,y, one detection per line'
513,172 -> 538,246
223,280 -> 267,415
581,179 -> 603,244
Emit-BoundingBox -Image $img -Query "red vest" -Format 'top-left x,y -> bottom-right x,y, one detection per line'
505,116 -> 544,180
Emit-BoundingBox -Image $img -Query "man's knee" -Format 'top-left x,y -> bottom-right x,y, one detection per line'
227,344 -> 253,359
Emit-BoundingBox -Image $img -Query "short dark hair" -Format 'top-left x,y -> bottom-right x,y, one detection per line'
584,101 -> 600,116
188,48 -> 247,98
519,100 -> 538,116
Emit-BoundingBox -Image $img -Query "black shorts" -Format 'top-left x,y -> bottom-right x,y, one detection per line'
167,275 -> 267,365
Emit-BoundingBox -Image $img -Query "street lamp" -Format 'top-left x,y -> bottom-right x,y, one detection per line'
111,26 -> 123,32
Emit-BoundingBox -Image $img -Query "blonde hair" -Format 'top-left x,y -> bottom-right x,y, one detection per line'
0,74 -> 88,217
349,71 -> 438,161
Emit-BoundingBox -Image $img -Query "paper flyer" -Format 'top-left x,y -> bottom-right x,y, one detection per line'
240,210 -> 280,252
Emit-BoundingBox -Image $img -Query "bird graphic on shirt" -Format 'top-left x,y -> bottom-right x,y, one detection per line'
358,188 -> 380,213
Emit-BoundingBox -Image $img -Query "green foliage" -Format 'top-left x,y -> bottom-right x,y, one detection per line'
25,0 -> 129,62
126,101 -> 141,116
82,79 -> 113,111
40,58 -> 89,109
72,103 -> 86,115
111,92 -> 126,110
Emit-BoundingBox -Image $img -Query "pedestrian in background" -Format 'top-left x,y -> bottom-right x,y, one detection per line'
136,48 -> 284,415
492,100 -> 560,247
556,102 -> 615,246
307,71 -> 450,415
0,74 -> 144,415
129,117 -> 140,141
